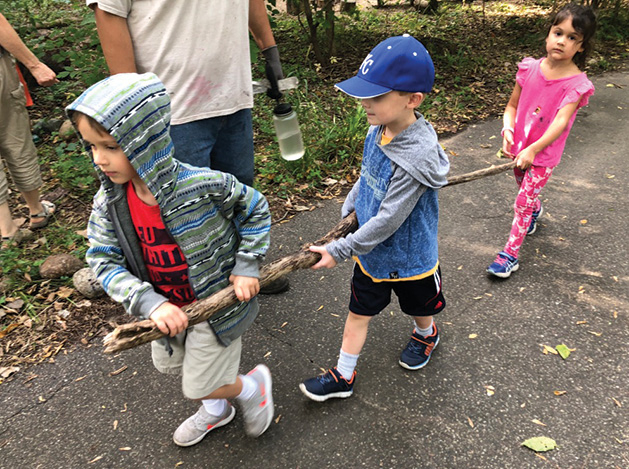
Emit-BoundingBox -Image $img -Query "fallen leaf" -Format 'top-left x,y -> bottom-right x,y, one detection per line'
317,305 -> 324,311
469,334 -> 478,339
0,323 -> 20,339
555,344 -> 571,359
535,454 -> 548,461
175,462 -> 184,467
542,345 -> 558,355
121,403 -> 128,413
75,375 -> 87,382
275,414 -> 282,424
467,416 -> 474,428
88,456 -> 103,464
605,174 -> 615,179
4,299 -> 24,310
472,296 -> 483,300
522,436 -> 557,452
113,420 -> 118,430
280,322 -> 288,328
264,351 -> 271,358
484,385 -> 495,396
119,447 -> 131,451
109,365 -> 128,376
580,219 -> 588,225
531,419 -> 546,426
554,390 -> 567,396
588,331 -> 602,337
38,396 -> 46,402
576,320 -> 587,325
612,397 -> 622,407
0,366 -> 20,378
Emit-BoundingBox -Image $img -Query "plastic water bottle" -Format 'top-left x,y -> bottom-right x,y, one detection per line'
273,103 -> 304,161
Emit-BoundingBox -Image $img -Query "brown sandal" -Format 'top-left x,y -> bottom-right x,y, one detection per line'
29,200 -> 56,229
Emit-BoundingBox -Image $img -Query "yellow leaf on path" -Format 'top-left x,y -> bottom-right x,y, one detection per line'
576,320 -> 587,325
542,345 -> 558,355
175,463 -> 184,467
88,456 -> 103,464
264,351 -> 271,358
317,305 -> 324,311
473,296 -> 483,300
275,414 -> 282,424
532,419 -> 546,426
280,322 -> 288,328
469,334 -> 478,339
113,420 -> 118,430
554,390 -> 567,396
580,219 -> 588,225
119,447 -> 131,451
467,417 -> 474,428
588,331 -> 602,337
612,397 -> 622,407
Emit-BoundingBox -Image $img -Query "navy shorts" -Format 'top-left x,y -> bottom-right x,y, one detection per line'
349,264 -> 445,317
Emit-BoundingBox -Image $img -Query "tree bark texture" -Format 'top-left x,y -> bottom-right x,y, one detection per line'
103,160 -> 516,354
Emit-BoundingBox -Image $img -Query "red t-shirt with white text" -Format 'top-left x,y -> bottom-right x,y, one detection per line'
126,183 -> 196,307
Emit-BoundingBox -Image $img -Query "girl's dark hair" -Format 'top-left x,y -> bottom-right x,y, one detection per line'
550,3 -> 597,69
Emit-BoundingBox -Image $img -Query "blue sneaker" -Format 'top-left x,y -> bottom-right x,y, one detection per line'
399,324 -> 440,370
487,251 -> 519,278
299,367 -> 355,402
527,203 -> 544,235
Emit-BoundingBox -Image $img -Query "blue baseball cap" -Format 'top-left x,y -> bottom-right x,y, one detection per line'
335,34 -> 435,98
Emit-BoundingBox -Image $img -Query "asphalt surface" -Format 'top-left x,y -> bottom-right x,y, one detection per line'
1,68 -> 627,469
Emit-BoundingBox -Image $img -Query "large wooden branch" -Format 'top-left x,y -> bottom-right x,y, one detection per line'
103,212 -> 359,353
103,160 -> 516,354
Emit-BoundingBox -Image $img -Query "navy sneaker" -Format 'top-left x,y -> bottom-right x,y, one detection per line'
527,203 -> 544,235
399,324 -> 440,370
487,251 -> 519,278
299,367 -> 355,402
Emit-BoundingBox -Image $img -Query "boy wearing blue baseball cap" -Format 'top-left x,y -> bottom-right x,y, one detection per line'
300,35 -> 450,401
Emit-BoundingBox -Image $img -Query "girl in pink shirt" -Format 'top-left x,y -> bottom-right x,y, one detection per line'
487,4 -> 597,278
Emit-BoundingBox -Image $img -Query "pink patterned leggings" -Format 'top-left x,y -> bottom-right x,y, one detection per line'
503,165 -> 553,258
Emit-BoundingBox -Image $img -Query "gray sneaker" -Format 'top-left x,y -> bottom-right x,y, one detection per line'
172,403 -> 235,447
238,364 -> 274,437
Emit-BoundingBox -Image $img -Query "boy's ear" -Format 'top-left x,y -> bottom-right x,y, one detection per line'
409,92 -> 425,108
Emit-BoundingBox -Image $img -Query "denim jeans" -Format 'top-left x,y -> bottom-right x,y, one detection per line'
170,108 -> 255,186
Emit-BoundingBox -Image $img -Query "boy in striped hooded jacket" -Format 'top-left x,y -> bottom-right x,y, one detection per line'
67,72 -> 274,446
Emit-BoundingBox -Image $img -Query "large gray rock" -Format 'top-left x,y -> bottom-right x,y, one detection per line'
39,254 -> 84,279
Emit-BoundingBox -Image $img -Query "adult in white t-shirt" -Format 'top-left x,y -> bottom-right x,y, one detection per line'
87,0 -> 283,187
88,1 -> 290,295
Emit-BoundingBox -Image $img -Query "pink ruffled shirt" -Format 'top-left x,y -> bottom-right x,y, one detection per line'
513,57 -> 594,167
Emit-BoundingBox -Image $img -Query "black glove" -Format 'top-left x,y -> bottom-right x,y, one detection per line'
262,45 -> 284,81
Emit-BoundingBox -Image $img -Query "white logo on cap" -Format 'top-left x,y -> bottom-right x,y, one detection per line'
360,53 -> 374,75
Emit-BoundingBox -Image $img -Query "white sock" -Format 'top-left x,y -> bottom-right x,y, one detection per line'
336,349 -> 359,380
236,374 -> 257,401
202,398 -> 227,417
415,321 -> 434,338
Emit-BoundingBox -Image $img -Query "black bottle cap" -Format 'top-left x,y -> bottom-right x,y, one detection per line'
273,102 -> 293,116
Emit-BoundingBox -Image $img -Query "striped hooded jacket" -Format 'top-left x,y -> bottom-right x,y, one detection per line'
66,73 -> 271,346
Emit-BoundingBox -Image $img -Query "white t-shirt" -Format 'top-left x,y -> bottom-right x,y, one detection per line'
87,0 -> 253,125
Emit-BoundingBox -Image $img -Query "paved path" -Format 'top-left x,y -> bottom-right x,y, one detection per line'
1,67 -> 627,469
